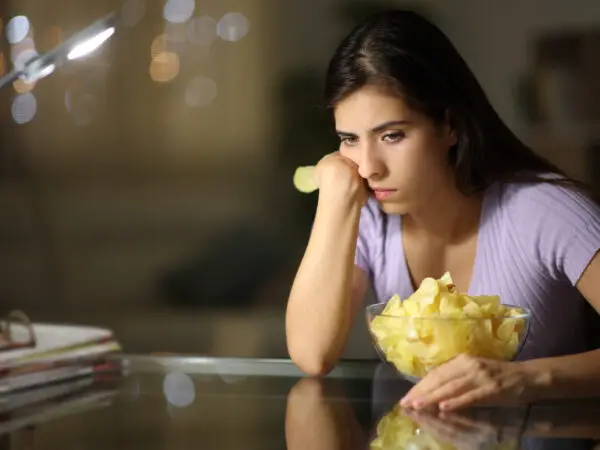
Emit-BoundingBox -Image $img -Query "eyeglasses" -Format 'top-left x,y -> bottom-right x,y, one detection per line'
0,310 -> 36,354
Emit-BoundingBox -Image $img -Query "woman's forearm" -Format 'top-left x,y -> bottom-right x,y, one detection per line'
285,195 -> 363,376
520,349 -> 600,400
285,378 -> 367,450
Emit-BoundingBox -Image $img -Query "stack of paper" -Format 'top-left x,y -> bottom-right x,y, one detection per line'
0,322 -> 123,402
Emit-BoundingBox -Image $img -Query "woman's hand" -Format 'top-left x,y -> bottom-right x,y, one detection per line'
400,354 -> 539,411
315,152 -> 368,207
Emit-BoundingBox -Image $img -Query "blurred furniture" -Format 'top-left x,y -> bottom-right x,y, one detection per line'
524,28 -> 600,184
29,300 -> 379,360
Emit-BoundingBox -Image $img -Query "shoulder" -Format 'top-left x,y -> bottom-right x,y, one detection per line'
501,180 -> 600,221
498,181 -> 600,240
495,180 -> 600,284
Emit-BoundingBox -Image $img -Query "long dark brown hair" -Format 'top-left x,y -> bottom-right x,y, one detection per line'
325,9 -> 590,196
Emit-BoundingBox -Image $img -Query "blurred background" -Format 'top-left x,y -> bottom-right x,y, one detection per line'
0,0 -> 599,360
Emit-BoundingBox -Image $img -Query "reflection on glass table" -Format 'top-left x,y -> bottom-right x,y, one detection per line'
1,355 -> 600,450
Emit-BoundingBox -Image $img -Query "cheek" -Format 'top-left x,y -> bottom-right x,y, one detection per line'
387,139 -> 448,188
388,143 -> 432,179
405,135 -> 448,173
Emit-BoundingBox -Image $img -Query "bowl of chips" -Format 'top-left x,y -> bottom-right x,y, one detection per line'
366,273 -> 531,383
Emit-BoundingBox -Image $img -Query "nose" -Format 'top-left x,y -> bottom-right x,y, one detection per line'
357,146 -> 385,180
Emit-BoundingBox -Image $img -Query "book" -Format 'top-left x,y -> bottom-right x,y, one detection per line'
0,310 -> 122,394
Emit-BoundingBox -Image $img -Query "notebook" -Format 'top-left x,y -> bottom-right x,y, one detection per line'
1,311 -> 122,395
1,322 -> 120,371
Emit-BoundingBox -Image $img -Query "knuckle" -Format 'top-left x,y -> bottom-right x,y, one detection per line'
489,377 -> 503,392
469,357 -> 486,371
427,374 -> 439,386
427,367 -> 442,381
447,377 -> 466,392
477,369 -> 502,392
321,158 -> 347,174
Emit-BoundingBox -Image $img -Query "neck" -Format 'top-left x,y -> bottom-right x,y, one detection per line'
404,186 -> 483,244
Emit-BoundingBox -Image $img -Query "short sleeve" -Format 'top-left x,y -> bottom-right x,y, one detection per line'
355,198 -> 380,277
508,183 -> 600,285
562,208 -> 600,284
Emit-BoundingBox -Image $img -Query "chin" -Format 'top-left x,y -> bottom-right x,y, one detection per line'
377,200 -> 408,215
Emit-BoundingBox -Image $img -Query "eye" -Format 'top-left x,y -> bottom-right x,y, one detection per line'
382,131 -> 405,143
340,136 -> 359,146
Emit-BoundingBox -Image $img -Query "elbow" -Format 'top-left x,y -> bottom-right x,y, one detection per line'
293,355 -> 336,377
285,314 -> 342,377
287,343 -> 337,377
292,359 -> 335,377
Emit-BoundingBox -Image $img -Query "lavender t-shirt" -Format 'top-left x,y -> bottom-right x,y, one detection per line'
355,181 -> 600,360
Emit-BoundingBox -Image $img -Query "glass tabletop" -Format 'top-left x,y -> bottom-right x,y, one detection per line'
3,355 -> 600,450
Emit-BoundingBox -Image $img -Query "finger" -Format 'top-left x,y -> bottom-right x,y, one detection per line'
439,384 -> 499,411
401,378 -> 435,407
438,415 -> 505,447
439,412 -> 499,435
417,421 -> 462,443
415,411 -> 468,433
409,375 -> 471,409
438,412 -> 484,430
401,361 -> 464,406
441,407 -> 495,425
408,412 -> 464,442
321,151 -> 340,160
409,412 -> 484,448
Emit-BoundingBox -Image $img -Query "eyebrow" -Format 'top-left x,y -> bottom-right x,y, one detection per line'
336,120 -> 411,136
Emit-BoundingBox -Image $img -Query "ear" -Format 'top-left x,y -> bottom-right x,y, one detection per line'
444,110 -> 458,147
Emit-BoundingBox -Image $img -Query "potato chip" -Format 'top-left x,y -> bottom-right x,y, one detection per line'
293,166 -> 317,193
369,272 -> 528,378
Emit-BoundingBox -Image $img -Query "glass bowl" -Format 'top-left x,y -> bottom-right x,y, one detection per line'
365,302 -> 531,383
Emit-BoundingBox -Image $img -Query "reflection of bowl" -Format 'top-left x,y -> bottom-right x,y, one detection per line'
365,303 -> 531,383
370,405 -> 521,450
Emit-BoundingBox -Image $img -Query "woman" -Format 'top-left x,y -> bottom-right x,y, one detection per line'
285,9 -> 600,410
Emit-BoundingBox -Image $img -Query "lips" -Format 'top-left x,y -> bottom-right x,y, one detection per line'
371,188 -> 396,201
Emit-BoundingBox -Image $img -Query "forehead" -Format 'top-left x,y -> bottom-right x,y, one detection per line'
333,85 -> 417,130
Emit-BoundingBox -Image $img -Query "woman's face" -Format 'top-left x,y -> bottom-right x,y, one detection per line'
333,85 -> 457,215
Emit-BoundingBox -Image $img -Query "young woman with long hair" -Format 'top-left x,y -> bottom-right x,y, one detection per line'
285,10 -> 600,410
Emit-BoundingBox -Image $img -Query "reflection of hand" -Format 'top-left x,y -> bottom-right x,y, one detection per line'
285,378 -> 366,450
524,405 -> 600,439
401,355 -> 536,410
404,409 -> 518,450
370,406 -> 520,450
